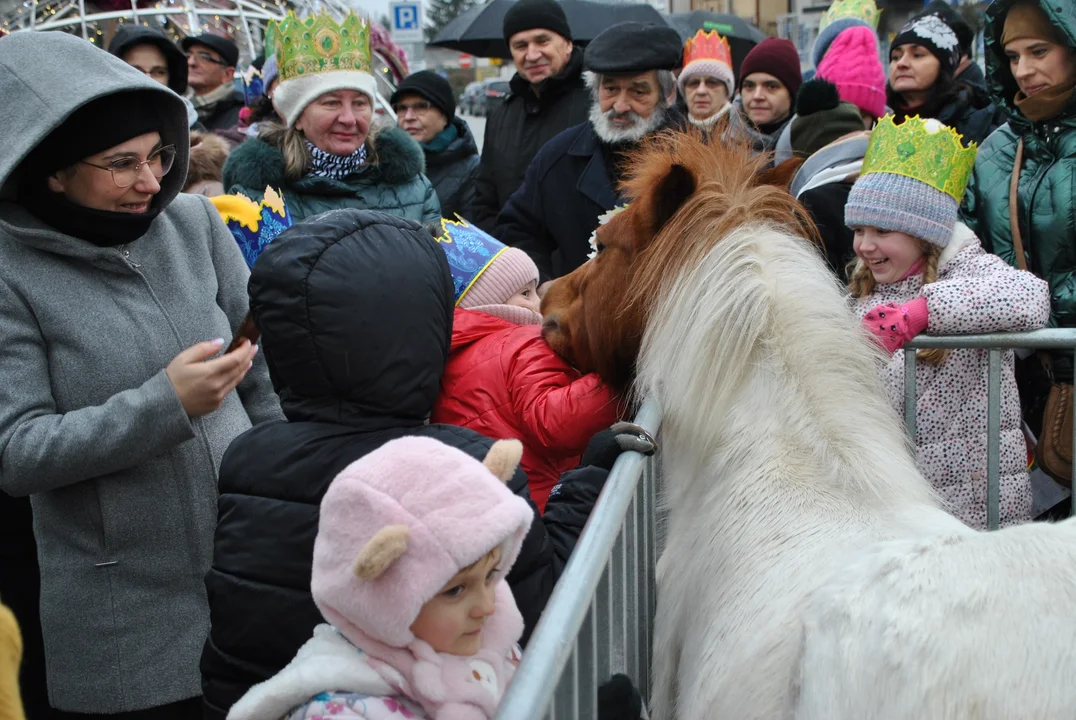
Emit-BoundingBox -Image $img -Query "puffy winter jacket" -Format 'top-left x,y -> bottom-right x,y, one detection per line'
961,0 -> 1076,354
854,225 -> 1050,529
431,309 -> 621,512
200,211 -> 602,719
472,48 -> 592,231
222,126 -> 441,223
424,116 -> 480,220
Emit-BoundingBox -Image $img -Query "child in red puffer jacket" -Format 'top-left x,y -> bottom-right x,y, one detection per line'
430,219 -> 621,513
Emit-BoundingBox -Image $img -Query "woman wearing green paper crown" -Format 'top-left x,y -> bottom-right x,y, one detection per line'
222,11 -> 441,224
961,0 -> 1076,443
847,115 -> 1050,529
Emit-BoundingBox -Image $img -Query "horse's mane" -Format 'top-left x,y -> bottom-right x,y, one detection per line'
627,131 -> 932,507
619,129 -> 817,328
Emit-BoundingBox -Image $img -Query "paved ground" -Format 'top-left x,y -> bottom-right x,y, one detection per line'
459,112 -> 486,153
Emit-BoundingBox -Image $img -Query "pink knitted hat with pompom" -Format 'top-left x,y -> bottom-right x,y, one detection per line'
816,25 -> 886,120
311,436 -> 534,649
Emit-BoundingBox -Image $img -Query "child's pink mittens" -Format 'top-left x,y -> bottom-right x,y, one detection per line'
863,298 -> 929,353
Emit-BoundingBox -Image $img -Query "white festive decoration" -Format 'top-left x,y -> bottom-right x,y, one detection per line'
909,14 -> 959,51
587,204 -> 630,260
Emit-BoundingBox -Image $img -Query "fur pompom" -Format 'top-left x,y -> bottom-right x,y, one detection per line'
353,524 -> 409,579
795,78 -> 842,117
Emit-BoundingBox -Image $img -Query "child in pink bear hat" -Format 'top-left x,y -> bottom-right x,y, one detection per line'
227,436 -> 535,720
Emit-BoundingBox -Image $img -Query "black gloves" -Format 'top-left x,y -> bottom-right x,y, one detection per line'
581,422 -> 658,471
598,673 -> 645,720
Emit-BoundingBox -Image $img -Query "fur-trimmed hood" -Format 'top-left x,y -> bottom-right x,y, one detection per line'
224,125 -> 427,191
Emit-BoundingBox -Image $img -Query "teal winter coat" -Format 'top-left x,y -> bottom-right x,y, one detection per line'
222,126 -> 441,224
960,0 -> 1076,333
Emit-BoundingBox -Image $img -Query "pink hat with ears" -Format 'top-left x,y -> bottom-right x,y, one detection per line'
816,25 -> 887,120
311,437 -> 534,649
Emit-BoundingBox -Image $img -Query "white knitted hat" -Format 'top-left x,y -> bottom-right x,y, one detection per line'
274,70 -> 379,127
678,58 -> 734,96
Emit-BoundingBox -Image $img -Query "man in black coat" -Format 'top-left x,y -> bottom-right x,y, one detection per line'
181,34 -> 245,131
471,0 -> 592,231
494,22 -> 685,284
199,210 -> 612,719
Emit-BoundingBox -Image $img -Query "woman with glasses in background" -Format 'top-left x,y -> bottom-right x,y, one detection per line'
0,32 -> 281,719
391,70 -> 481,219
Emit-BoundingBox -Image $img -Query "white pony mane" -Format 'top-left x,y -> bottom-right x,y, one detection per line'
635,221 -> 936,509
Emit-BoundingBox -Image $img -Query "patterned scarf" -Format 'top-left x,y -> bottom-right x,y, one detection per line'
306,141 -> 368,180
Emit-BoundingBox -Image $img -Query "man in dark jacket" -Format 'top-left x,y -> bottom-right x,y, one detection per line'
181,33 -> 245,131
495,22 -> 685,284
393,70 -> 480,219
471,0 -> 592,230
199,210 -> 611,719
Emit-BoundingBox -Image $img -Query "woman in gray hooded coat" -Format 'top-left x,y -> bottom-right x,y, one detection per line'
0,32 -> 281,718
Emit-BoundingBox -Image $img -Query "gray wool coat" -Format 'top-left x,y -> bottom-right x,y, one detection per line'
0,32 -> 282,713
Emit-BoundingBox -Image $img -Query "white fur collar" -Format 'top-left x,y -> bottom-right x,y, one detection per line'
938,222 -> 978,270
227,625 -> 396,720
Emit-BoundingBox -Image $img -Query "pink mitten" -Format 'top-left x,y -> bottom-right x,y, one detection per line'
862,298 -> 929,353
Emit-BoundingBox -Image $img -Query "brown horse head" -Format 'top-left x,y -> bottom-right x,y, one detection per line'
541,129 -> 814,393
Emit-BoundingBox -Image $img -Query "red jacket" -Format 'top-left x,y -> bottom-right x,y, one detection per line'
432,309 -> 621,512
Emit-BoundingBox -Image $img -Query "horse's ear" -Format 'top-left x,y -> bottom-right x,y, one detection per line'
757,158 -> 805,191
650,163 -> 695,235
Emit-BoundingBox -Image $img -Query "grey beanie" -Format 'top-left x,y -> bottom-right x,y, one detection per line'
845,172 -> 957,247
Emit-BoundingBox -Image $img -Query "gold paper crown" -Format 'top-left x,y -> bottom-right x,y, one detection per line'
818,0 -> 880,32
860,115 -> 977,202
268,11 -> 372,83
683,30 -> 733,68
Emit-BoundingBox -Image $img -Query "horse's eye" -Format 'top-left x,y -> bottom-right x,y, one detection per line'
596,241 -> 605,254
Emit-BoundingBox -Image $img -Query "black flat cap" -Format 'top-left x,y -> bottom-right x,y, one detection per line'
583,22 -> 683,74
182,33 -> 239,67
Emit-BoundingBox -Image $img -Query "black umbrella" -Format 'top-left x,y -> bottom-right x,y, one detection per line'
431,0 -> 666,59
665,11 -> 766,77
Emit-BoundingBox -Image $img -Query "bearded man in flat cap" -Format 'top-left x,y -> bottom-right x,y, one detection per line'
494,21 -> 684,285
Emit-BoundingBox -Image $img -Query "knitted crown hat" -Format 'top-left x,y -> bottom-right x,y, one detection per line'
811,0 -> 880,68
311,437 -> 534,649
678,30 -> 735,96
267,11 -> 377,127
461,248 -> 540,309
815,25 -> 886,119
845,116 -> 977,247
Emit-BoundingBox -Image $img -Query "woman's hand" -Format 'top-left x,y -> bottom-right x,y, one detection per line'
166,338 -> 259,418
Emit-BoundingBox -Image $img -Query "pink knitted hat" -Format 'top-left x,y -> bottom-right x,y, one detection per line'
311,437 -> 534,649
815,25 -> 886,120
459,247 -> 540,308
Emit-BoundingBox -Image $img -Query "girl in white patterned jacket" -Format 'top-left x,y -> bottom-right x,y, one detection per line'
845,117 -> 1051,529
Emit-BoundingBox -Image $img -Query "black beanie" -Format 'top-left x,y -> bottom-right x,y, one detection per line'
25,90 -> 170,179
790,79 -> 866,158
920,1 -> 974,55
891,14 -> 961,75
503,0 -> 572,45
391,70 -> 456,119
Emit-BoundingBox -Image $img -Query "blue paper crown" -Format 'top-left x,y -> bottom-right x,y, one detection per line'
240,64 -> 266,107
210,187 -> 294,269
434,217 -> 509,306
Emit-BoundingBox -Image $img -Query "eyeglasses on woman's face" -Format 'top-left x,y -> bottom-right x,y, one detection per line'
392,100 -> 434,115
79,145 -> 177,188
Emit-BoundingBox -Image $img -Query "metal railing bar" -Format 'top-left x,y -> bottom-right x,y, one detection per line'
987,349 -> 1002,530
495,400 -> 662,719
906,329 -> 1076,350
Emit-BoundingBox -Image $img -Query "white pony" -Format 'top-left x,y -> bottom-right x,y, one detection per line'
636,217 -> 1076,718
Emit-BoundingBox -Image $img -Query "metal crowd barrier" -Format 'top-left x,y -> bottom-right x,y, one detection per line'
496,399 -> 663,720
904,328 -> 1076,529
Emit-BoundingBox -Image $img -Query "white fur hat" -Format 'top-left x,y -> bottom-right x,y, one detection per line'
273,70 -> 379,127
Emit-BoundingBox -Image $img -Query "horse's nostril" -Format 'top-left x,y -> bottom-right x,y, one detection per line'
542,316 -> 560,333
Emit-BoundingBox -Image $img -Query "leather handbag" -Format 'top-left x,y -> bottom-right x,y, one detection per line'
1009,138 -> 1074,486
